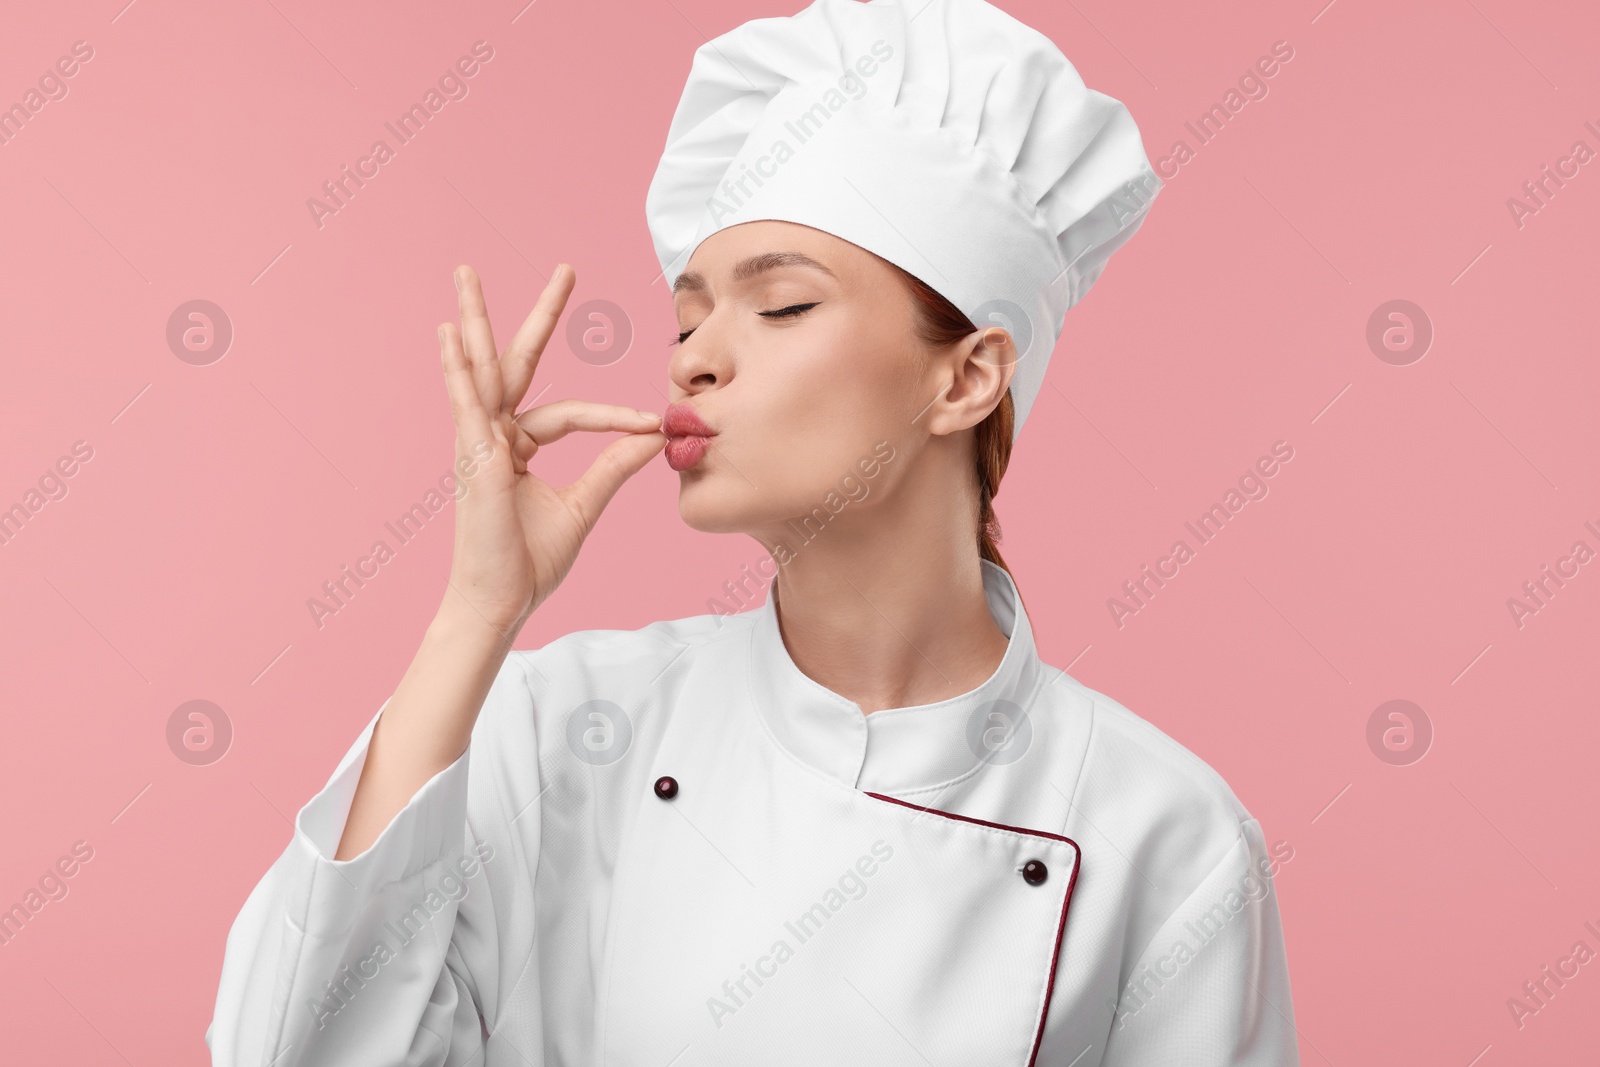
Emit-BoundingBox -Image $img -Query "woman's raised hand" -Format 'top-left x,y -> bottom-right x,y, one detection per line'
437,263 -> 665,638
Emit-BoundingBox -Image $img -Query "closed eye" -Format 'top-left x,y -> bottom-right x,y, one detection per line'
669,302 -> 821,347
758,301 -> 821,320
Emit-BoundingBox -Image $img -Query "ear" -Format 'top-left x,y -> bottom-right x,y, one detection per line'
922,327 -> 1018,437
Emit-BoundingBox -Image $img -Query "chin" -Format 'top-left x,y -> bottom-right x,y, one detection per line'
675,474 -> 752,535
676,470 -> 809,540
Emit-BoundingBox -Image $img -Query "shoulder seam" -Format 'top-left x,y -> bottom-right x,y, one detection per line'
1059,669 -> 1096,825
1115,815 -> 1253,987
1063,677 -> 1251,822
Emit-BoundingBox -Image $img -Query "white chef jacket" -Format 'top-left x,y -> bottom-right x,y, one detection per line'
208,559 -> 1300,1066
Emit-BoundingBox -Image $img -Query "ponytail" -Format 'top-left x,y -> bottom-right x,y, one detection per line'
896,266 -> 1018,584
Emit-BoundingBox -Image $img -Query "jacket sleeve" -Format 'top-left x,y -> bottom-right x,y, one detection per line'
206,653 -> 546,1067
1098,817 -> 1300,1067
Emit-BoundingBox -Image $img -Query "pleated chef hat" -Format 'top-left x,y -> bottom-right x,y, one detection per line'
645,0 -> 1162,443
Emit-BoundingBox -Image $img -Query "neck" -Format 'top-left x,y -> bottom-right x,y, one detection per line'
753,455 -> 1009,715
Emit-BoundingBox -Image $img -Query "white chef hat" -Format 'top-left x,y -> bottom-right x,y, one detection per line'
645,0 -> 1162,443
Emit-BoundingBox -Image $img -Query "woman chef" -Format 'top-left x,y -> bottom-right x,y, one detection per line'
208,0 -> 1300,1063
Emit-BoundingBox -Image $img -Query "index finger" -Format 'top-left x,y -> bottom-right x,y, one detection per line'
502,264 -> 577,417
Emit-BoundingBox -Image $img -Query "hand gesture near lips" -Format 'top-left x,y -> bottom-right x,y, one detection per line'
437,264 -> 666,636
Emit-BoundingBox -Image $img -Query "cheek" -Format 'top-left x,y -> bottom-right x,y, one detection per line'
752,337 -> 907,470
759,326 -> 913,433
677,319 -> 920,533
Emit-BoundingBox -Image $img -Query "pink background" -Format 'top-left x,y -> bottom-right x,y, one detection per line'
2,0 -> 1597,1062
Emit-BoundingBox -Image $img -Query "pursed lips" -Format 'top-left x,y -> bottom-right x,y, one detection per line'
663,403 -> 715,471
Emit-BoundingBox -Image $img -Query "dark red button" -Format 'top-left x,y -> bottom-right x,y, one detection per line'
1021,859 -> 1048,885
654,775 -> 679,800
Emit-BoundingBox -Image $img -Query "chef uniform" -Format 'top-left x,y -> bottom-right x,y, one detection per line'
209,1 -> 1300,1064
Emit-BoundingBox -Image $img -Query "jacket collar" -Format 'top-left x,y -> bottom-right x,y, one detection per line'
746,558 -> 1044,794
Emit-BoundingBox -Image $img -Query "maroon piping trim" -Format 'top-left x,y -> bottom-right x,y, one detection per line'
863,791 -> 1082,1067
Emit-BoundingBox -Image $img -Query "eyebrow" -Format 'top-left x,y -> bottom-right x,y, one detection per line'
672,251 -> 837,296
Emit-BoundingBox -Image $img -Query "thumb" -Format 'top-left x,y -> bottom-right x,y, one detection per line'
562,432 -> 666,531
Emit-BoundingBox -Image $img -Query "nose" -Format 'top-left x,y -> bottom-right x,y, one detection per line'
667,312 -> 729,395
